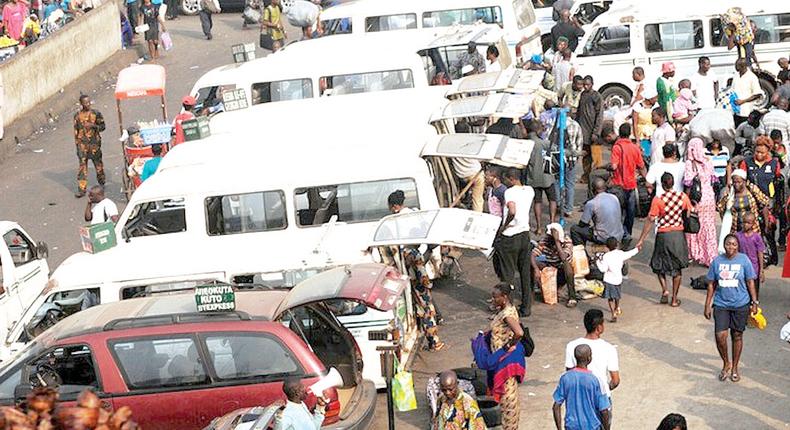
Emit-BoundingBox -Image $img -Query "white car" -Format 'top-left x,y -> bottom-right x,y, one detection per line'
0,221 -> 48,360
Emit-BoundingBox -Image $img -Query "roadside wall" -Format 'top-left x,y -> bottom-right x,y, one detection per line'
0,1 -> 121,156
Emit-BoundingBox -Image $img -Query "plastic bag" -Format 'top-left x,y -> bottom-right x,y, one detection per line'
160,32 -> 173,51
392,371 -> 417,411
540,267 -> 558,305
748,307 -> 767,330
284,0 -> 319,27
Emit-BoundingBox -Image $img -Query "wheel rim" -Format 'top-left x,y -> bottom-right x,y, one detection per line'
604,94 -> 626,110
182,0 -> 199,14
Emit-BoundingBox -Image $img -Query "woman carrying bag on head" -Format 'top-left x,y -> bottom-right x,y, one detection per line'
684,138 -> 719,266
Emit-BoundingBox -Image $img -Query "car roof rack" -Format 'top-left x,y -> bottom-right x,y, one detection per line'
103,311 -> 252,332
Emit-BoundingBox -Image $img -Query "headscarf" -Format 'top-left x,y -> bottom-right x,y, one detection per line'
732,169 -> 747,180
684,138 -> 714,183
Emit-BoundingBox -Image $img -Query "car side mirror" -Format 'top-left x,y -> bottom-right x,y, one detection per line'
14,383 -> 32,402
35,241 -> 48,260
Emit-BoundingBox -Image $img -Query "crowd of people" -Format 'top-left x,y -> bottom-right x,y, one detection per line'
0,0 -> 103,55
420,6 -> 790,430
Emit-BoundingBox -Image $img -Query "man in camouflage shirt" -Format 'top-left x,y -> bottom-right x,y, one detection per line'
73,95 -> 106,198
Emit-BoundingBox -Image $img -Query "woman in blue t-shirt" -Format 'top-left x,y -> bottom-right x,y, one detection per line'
704,234 -> 758,383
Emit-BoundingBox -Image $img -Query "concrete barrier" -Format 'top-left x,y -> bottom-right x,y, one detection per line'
0,2 -> 121,157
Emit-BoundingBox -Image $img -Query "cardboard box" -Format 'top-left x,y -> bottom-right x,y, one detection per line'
79,222 -> 117,254
182,116 -> 211,142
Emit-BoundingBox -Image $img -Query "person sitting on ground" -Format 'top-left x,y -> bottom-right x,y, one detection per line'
532,223 -> 578,308
571,178 -> 624,247
553,344 -> 611,430
276,377 -> 325,430
596,237 -> 639,323
433,370 -> 487,430
141,144 -> 163,182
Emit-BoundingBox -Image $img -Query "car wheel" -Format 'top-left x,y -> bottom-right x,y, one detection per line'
756,77 -> 775,111
601,85 -> 632,110
181,0 -> 199,15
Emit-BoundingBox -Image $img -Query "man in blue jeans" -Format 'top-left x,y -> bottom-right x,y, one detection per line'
553,344 -> 611,430
608,123 -> 646,241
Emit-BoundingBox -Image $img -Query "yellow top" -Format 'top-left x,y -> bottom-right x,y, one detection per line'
264,5 -> 284,41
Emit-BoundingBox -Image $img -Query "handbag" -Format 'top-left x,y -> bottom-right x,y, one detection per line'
686,164 -> 702,205
259,31 -> 274,50
683,211 -> 700,234
519,323 -> 535,357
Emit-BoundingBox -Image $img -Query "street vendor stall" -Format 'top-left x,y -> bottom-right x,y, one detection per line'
114,64 -> 170,201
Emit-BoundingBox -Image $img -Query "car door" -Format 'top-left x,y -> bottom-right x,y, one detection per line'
14,343 -> 109,408
369,208 -> 502,251
421,133 -> 534,206
196,331 -> 305,421
1,228 -> 48,337
107,335 -> 213,430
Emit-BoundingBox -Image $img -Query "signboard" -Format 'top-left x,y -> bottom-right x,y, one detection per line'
195,285 -> 236,312
222,88 -> 249,112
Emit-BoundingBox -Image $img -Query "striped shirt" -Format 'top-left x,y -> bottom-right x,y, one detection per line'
759,108 -> 790,143
705,147 -> 730,178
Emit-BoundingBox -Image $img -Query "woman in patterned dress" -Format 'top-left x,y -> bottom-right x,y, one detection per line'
490,283 -> 524,430
405,249 -> 445,351
684,138 -> 719,266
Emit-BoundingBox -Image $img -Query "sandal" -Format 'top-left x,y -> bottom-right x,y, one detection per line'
670,299 -> 682,307
718,368 -> 731,382
432,342 -> 448,352
566,299 -> 578,308
731,372 -> 740,382
610,317 -> 618,323
660,294 -> 669,304
615,308 -> 623,316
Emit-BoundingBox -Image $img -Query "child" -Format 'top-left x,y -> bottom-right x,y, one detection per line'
736,213 -> 765,298
672,86 -> 696,125
706,139 -> 731,201
596,237 -> 639,322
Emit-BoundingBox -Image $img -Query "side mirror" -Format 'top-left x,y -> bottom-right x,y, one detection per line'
14,383 -> 32,402
35,241 -> 48,260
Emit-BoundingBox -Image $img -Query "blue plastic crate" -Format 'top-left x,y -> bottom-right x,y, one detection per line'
139,125 -> 172,145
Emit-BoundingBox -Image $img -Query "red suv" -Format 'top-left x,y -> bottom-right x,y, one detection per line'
0,263 -> 405,430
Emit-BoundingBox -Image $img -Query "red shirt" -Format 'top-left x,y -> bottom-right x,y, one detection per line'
610,137 -> 644,190
172,111 -> 196,146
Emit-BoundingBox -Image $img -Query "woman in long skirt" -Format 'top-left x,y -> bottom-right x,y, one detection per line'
490,283 -> 524,430
684,138 -> 719,266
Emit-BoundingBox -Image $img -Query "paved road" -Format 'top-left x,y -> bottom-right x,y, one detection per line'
2,13 -> 789,430
0,12 -> 300,265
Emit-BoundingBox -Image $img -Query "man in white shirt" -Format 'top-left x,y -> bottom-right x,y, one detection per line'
646,144 -> 685,198
276,378 -> 325,430
731,58 -> 764,127
565,309 -> 620,405
494,167 -> 535,316
650,108 -> 676,165
690,56 -> 718,110
84,185 -> 119,225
